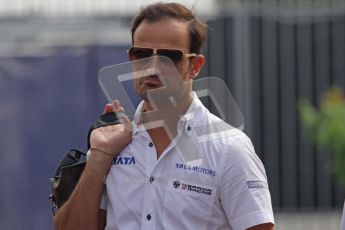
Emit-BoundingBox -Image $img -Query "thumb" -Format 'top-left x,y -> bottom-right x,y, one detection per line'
122,115 -> 133,132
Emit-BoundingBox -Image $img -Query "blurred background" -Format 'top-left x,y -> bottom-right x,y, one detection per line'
0,0 -> 344,229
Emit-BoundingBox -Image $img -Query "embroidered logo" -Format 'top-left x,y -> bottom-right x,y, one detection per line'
247,180 -> 268,189
113,156 -> 136,165
173,180 -> 212,196
175,163 -> 216,177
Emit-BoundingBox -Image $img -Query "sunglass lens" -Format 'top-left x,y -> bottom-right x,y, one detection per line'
157,49 -> 183,63
129,48 -> 152,61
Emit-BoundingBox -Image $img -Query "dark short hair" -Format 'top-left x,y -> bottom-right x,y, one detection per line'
131,2 -> 207,54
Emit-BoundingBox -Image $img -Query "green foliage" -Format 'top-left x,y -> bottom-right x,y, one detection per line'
298,87 -> 345,186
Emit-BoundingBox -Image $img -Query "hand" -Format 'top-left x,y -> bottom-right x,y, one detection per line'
89,100 -> 133,157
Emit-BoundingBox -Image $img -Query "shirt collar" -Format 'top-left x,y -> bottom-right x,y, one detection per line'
178,92 -> 206,127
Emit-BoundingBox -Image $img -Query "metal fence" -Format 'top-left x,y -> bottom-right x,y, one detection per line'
201,6 -> 345,210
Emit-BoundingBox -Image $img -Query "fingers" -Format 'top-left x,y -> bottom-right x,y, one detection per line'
112,100 -> 125,113
103,100 -> 132,132
112,100 -> 132,132
122,115 -> 133,132
114,100 -> 132,131
103,100 -> 124,114
103,104 -> 113,114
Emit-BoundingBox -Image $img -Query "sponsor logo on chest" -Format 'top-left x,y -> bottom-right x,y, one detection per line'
173,180 -> 212,195
175,163 -> 216,177
113,156 -> 136,165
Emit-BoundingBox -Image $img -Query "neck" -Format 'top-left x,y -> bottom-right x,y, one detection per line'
141,91 -> 194,158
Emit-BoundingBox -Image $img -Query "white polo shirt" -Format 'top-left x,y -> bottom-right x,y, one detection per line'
100,94 -> 274,230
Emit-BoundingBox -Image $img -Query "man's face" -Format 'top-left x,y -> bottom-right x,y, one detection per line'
132,18 -> 194,101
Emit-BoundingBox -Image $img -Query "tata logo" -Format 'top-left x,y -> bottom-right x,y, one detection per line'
175,163 -> 216,177
113,156 -> 136,165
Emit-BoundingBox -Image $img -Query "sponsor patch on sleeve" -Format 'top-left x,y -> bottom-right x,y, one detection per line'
247,180 -> 268,189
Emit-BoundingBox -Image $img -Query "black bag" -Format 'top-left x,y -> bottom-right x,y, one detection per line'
49,112 -> 123,215
49,149 -> 86,214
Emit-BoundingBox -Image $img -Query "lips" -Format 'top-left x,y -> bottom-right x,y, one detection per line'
140,74 -> 163,87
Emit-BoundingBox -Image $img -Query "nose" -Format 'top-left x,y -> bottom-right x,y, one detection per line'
132,52 -> 159,72
149,54 -> 160,66
140,55 -> 161,76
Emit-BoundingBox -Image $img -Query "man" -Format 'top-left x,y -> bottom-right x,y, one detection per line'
54,3 -> 275,230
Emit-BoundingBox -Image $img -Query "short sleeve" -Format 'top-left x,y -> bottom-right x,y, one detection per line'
219,137 -> 274,230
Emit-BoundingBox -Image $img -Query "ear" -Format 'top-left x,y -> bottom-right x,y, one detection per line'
189,54 -> 205,79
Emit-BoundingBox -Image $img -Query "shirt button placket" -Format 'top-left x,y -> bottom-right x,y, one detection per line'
142,140 -> 156,230
149,176 -> 154,183
146,141 -> 155,175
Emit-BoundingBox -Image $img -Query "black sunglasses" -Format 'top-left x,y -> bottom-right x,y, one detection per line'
128,47 -> 197,64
